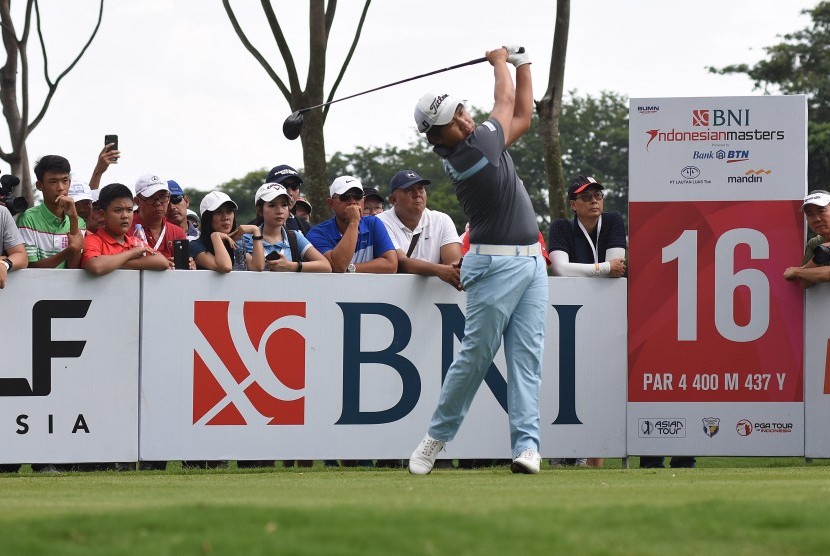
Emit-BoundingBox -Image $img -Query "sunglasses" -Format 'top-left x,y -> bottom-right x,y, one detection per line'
576,191 -> 604,202
170,195 -> 184,205
337,192 -> 364,202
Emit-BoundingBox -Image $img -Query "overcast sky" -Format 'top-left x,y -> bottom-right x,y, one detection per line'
3,0 -> 817,193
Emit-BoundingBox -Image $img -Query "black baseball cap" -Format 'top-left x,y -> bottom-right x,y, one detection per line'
389,169 -> 431,194
265,165 -> 303,187
568,175 -> 603,199
363,187 -> 385,203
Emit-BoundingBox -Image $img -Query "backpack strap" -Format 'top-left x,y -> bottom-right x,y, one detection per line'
286,229 -> 301,262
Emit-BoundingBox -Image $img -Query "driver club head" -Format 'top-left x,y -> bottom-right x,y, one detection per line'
283,111 -> 304,140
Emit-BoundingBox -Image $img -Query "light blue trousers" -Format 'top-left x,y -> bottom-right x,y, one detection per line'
428,253 -> 548,457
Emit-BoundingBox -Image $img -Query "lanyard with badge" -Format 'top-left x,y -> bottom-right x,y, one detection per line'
576,214 -> 602,264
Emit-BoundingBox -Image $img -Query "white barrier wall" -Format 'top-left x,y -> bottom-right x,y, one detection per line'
805,285 -> 830,458
138,272 -> 627,460
0,270 -> 139,464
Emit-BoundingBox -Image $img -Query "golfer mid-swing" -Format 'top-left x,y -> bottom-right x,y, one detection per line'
409,46 -> 548,475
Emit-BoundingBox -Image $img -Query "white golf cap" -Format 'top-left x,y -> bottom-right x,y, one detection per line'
200,191 -> 238,215
330,175 -> 364,198
134,174 -> 169,198
802,190 -> 830,210
255,182 -> 291,204
68,182 -> 94,202
414,91 -> 464,133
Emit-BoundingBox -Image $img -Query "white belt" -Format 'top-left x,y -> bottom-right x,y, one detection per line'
469,242 -> 542,256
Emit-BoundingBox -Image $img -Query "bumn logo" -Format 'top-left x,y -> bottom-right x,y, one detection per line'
192,301 -> 306,426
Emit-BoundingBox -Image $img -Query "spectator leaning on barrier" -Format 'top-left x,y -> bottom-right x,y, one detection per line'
84,189 -> 105,233
81,183 -> 170,275
190,191 -> 264,272
548,176 -> 626,279
293,196 -> 312,225
0,204 -> 28,290
129,174 -> 186,261
266,164 -> 310,234
166,180 -> 199,240
784,190 -> 830,288
68,182 -> 95,223
548,175 -> 627,469
244,183 -> 330,274
17,155 -> 85,269
408,47 -> 547,475
362,187 -> 385,216
306,176 -> 397,274
378,169 -> 462,290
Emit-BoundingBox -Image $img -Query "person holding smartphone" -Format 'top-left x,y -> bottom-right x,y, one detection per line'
189,191 -> 263,272
243,183 -> 330,273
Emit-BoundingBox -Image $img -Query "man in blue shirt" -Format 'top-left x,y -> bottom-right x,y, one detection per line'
306,176 -> 397,274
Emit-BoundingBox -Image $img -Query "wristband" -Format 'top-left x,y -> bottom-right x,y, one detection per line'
296,260 -> 303,273
252,235 -> 263,241
1,258 -> 10,272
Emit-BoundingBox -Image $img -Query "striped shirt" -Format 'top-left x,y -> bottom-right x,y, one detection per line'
16,203 -> 86,268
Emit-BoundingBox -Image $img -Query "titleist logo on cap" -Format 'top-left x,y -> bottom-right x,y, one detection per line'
430,94 -> 448,114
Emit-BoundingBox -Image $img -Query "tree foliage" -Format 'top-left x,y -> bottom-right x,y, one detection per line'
189,168 -> 267,226
709,2 -> 830,187
325,91 -> 630,235
222,0 -> 372,224
0,0 -> 104,204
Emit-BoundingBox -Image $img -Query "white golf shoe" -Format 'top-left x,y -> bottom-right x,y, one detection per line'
511,449 -> 542,474
408,434 -> 446,475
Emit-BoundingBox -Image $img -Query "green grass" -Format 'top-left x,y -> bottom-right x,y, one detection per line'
1,459 -> 829,555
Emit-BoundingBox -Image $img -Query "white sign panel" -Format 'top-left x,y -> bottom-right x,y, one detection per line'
139,272 -> 627,460
0,270 -> 139,463
805,285 -> 830,458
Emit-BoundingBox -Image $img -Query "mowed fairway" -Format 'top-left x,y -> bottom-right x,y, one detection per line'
1,459 -> 829,555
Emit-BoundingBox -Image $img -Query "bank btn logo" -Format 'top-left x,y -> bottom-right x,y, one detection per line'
702,417 -> 720,438
192,301 -> 306,426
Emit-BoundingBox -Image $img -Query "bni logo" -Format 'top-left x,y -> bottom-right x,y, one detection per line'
192,301 -> 306,426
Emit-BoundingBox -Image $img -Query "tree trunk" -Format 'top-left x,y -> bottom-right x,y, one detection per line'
300,107 -> 328,224
537,0 -> 570,221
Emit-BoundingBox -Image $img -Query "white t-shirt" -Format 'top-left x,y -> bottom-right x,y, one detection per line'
378,207 -> 461,264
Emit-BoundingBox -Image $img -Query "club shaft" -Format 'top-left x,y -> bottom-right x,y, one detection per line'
298,56 -> 488,115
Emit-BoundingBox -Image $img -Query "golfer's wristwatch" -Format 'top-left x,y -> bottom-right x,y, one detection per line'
346,263 -> 356,273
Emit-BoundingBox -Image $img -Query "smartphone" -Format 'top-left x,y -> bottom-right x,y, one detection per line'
172,239 -> 189,270
265,251 -> 282,261
104,135 -> 118,161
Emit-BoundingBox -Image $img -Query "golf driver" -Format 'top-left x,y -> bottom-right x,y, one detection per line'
282,48 -> 523,140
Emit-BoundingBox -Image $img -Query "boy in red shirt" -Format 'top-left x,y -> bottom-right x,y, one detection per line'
82,183 -> 170,274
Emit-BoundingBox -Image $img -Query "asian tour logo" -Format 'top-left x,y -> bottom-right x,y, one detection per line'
192,301 -> 306,426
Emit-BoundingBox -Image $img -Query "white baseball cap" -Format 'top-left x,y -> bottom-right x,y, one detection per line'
134,174 -> 169,198
414,91 -> 464,133
68,182 -> 94,202
330,175 -> 364,198
200,191 -> 238,215
255,182 -> 291,204
802,190 -> 830,210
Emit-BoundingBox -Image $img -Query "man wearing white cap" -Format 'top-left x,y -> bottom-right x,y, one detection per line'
408,46 -> 547,475
784,189 -> 830,288
128,174 -> 185,261
305,175 -> 397,273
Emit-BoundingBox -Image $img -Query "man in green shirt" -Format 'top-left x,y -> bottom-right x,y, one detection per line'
16,155 -> 84,269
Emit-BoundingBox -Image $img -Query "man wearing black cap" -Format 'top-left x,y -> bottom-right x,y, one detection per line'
378,169 -> 462,290
548,176 -> 626,279
548,175 -> 626,469
265,164 -> 310,234
362,187 -> 385,216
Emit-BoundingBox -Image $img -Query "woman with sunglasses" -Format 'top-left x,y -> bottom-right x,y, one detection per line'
243,183 -> 330,273
189,191 -> 264,272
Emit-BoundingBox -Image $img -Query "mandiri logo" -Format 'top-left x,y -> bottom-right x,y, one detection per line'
192,301 -> 306,426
